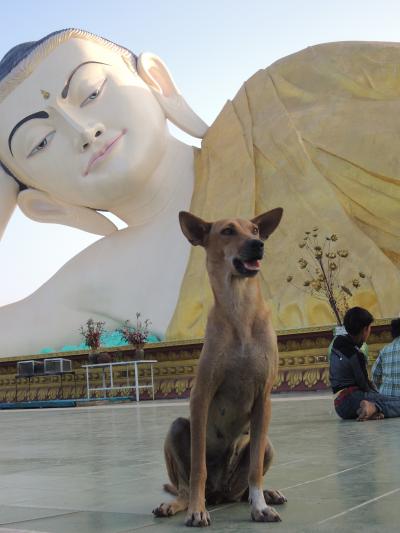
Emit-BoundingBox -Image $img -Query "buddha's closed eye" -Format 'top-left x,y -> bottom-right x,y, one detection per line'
28,130 -> 55,158
80,78 -> 107,108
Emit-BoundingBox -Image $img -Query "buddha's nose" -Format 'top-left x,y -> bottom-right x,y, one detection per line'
81,126 -> 104,151
51,105 -> 105,151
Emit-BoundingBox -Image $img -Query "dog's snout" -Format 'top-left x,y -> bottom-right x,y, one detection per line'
241,239 -> 264,260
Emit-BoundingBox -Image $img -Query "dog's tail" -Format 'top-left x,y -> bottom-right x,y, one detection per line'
163,483 -> 178,495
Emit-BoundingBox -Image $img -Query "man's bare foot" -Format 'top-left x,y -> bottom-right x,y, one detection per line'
356,400 -> 384,421
369,411 -> 385,420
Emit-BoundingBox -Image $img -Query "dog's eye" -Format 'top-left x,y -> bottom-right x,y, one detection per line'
252,227 -> 259,235
221,227 -> 235,236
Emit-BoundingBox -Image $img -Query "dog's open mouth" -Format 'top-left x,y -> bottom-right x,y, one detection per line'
233,257 -> 262,277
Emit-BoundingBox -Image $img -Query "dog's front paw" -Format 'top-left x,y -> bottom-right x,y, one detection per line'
251,505 -> 281,522
185,508 -> 211,527
263,489 -> 287,505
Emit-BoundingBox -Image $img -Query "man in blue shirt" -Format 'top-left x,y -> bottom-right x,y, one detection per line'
372,319 -> 400,397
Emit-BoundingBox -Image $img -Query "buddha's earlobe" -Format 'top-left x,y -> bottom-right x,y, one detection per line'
137,52 -> 208,138
17,189 -> 117,236
0,165 -> 19,239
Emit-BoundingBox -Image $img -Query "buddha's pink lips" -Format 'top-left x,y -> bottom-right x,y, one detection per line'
83,129 -> 127,176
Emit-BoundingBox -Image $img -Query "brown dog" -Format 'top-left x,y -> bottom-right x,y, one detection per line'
153,208 -> 286,526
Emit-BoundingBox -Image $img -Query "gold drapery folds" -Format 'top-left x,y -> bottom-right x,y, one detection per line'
167,42 -> 400,340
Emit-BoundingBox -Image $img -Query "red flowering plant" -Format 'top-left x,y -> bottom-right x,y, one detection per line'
80,318 -> 105,350
118,313 -> 151,346
286,228 -> 367,326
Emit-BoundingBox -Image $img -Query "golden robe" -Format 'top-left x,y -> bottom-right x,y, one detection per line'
167,42 -> 400,340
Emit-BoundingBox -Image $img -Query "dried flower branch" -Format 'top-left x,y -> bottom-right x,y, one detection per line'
287,229 -> 367,325
80,318 -> 105,350
118,313 -> 151,346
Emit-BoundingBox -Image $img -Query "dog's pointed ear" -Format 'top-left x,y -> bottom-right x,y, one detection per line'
179,211 -> 211,246
251,208 -> 283,240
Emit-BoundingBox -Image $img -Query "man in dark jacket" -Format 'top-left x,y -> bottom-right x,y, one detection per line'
330,307 -> 400,421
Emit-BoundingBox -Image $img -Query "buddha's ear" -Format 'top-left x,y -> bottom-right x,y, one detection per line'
137,52 -> 208,138
0,164 -> 19,239
17,189 -> 117,236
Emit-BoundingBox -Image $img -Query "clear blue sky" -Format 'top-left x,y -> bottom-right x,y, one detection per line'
1,0 -> 400,305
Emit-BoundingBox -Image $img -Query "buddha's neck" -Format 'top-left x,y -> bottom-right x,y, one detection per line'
112,136 -> 195,227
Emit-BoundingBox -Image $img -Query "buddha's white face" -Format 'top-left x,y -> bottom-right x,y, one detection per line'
0,38 -> 168,209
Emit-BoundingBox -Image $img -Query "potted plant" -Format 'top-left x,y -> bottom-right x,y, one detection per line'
286,228 -> 367,333
80,318 -> 108,363
118,313 -> 151,359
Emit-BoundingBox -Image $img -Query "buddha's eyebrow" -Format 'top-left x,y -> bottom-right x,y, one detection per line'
8,111 -> 49,155
61,61 -> 109,99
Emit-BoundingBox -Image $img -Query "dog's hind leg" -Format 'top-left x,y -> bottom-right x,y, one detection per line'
153,417 -> 191,518
225,437 -> 286,505
221,437 -> 252,503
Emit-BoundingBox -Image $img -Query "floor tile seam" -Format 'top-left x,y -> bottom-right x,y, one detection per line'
0,504 -> 79,512
279,461 -> 372,491
0,502 -> 90,514
271,395 -> 332,402
0,507 -> 148,524
0,479 -> 157,492
316,486 -> 400,525
271,458 -> 306,468
132,394 -> 332,405
104,472 -> 163,486
0,395 -> 332,415
3,493 -> 147,509
8,503 -> 142,515
0,499 -> 148,514
0,509 -> 82,527
0,462 -> 163,480
208,502 -> 237,514
0,461 -> 162,476
51,471 -> 164,491
0,529 -> 52,533
117,523 -> 160,533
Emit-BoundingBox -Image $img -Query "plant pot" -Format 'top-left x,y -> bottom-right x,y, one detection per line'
88,349 -> 111,364
96,352 -> 112,364
88,349 -> 100,364
134,345 -> 145,360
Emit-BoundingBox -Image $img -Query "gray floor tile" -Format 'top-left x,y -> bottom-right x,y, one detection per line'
0,394 -> 399,532
3,511 -> 153,533
0,505 -> 71,525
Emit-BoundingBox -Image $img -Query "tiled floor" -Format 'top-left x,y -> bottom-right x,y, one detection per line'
0,393 -> 399,532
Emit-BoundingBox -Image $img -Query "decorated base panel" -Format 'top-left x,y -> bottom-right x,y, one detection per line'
0,321 -> 392,403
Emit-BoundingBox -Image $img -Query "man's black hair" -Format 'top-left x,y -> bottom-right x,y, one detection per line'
343,306 -> 374,336
391,318 -> 400,340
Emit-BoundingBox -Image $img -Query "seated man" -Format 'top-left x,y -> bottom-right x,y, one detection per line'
329,307 -> 400,421
372,318 -> 400,396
